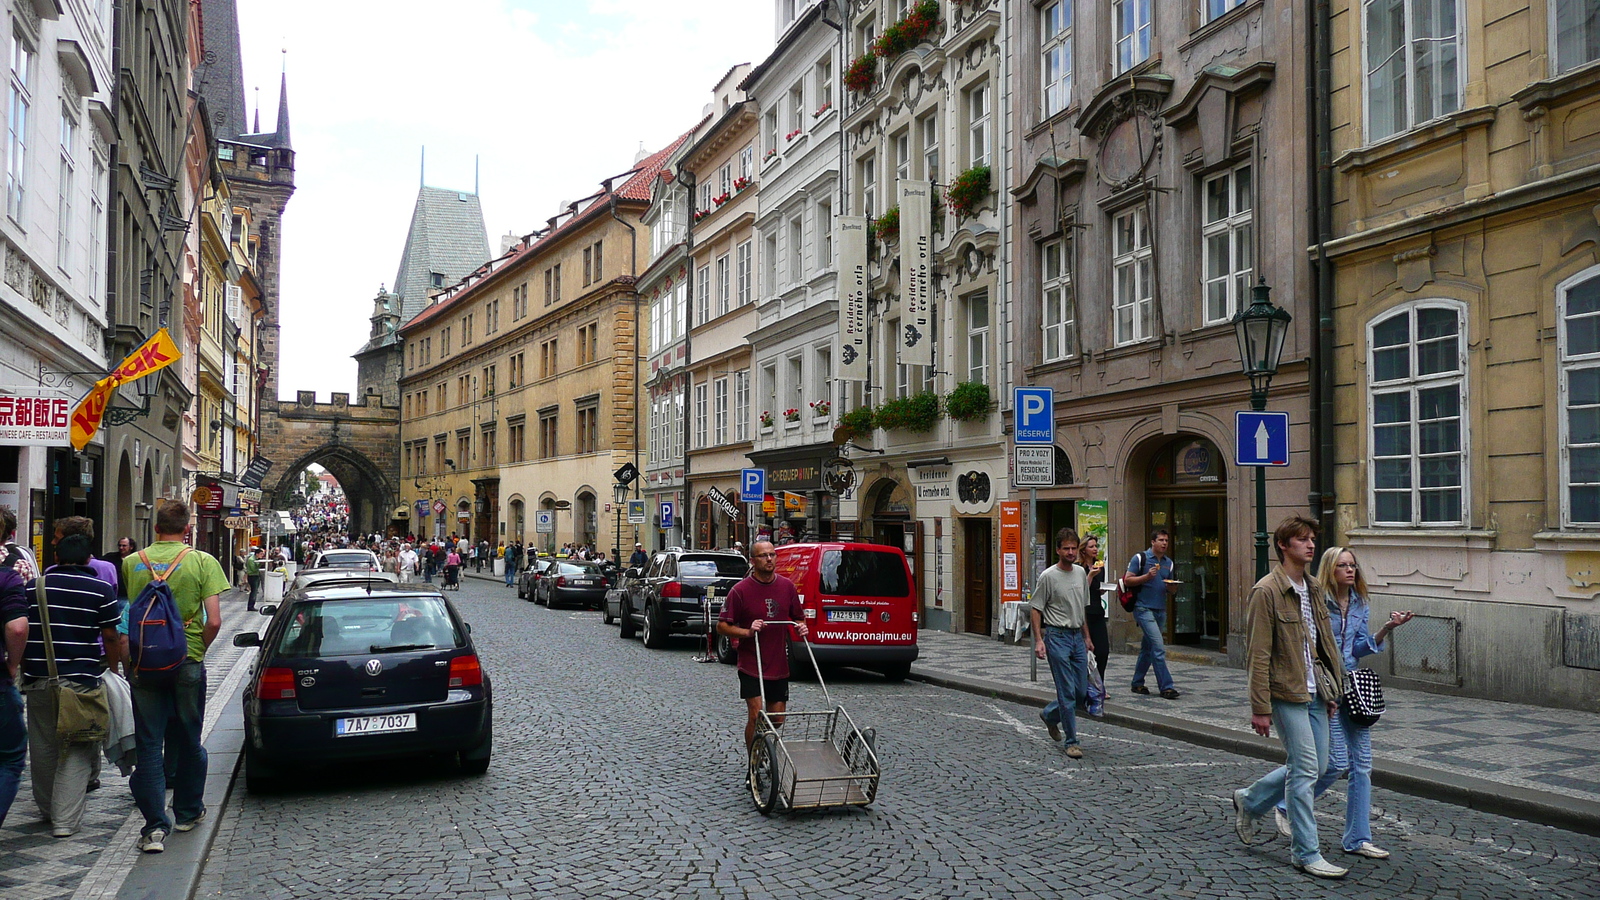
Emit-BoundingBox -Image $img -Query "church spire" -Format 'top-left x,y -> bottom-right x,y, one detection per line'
273,67 -> 292,150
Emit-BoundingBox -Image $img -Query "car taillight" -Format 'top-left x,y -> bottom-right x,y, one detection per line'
449,655 -> 482,687
660,581 -> 682,598
258,667 -> 296,700
556,576 -> 568,587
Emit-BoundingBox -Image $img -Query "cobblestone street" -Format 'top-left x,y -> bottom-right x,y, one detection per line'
190,578 -> 1600,899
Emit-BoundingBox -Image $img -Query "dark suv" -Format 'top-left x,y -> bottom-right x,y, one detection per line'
618,549 -> 748,649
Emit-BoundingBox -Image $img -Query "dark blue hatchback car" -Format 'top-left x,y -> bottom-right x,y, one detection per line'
232,582 -> 493,792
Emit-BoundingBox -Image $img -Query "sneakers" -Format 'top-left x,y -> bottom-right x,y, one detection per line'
1040,714 -> 1061,742
1345,842 -> 1391,859
1160,688 -> 1181,700
1232,790 -> 1258,845
1293,858 -> 1349,879
173,807 -> 207,833
1131,685 -> 1151,695
1274,807 -> 1293,839
138,830 -> 166,853
1065,745 -> 1084,759
52,826 -> 75,838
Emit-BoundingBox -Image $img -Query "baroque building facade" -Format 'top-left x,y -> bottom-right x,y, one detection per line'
1325,0 -> 1600,708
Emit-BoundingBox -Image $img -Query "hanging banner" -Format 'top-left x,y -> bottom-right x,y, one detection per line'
70,328 -> 181,450
1000,501 -> 1022,605
0,388 -> 72,447
836,215 -> 870,380
898,180 -> 933,367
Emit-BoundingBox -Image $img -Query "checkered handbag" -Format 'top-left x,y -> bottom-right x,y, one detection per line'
1342,668 -> 1385,727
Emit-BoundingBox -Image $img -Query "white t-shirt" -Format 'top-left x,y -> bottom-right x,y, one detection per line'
1291,577 -> 1317,693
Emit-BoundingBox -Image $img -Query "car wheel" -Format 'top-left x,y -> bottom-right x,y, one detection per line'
602,602 -> 615,625
619,602 -> 637,639
881,662 -> 911,683
716,632 -> 737,665
517,581 -> 526,599
641,603 -> 668,649
459,728 -> 492,776
748,732 -> 780,816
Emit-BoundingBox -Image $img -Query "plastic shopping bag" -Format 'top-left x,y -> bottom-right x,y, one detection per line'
1086,664 -> 1106,717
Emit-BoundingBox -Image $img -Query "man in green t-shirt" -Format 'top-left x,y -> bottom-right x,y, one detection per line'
243,548 -> 262,611
119,500 -> 230,855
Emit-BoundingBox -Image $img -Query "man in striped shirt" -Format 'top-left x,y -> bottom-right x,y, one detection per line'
21,534 -> 120,836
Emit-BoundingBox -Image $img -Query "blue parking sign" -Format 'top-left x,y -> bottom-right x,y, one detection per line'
740,468 -> 766,503
1013,387 -> 1054,444
1236,411 -> 1291,467
660,502 -> 675,529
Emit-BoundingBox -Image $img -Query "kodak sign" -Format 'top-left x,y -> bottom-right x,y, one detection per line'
70,329 -> 181,450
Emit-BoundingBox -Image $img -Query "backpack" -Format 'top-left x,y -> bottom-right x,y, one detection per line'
127,548 -> 195,682
1118,552 -> 1149,613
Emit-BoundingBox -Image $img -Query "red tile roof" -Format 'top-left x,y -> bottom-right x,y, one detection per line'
401,130 -> 694,334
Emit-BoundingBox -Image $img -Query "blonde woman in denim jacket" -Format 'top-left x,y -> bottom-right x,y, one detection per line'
1273,546 -> 1412,860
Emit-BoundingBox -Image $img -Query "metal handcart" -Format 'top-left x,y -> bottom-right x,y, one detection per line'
746,621 -> 880,815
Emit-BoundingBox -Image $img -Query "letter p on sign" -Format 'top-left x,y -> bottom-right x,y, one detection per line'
1013,387 -> 1054,444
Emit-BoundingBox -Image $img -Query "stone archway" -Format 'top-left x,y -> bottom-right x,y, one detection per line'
266,444 -> 395,537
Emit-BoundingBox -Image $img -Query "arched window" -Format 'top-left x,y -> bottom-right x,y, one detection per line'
1560,267 -> 1600,526
1367,301 -> 1467,525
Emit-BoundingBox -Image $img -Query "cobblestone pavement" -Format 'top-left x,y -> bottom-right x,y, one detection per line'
914,629 -> 1600,809
0,588 -> 260,900
191,577 -> 1600,900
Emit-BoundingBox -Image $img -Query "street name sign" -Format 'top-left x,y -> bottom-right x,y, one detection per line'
1235,411 -> 1290,467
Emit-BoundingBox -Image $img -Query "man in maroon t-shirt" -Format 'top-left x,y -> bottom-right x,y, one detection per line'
717,539 -> 807,748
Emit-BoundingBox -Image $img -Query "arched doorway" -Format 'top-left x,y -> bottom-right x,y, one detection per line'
456,499 -> 472,540
575,491 -> 596,550
1143,435 -> 1229,652
507,497 -> 525,542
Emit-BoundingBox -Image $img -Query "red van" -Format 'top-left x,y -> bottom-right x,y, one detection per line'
770,542 -> 919,681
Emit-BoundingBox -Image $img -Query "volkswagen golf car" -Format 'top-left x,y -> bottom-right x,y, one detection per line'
233,582 -> 493,792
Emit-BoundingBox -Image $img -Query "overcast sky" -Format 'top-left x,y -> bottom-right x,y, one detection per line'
235,1 -> 775,398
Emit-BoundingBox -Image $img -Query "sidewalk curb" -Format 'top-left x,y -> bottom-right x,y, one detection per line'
908,666 -> 1600,838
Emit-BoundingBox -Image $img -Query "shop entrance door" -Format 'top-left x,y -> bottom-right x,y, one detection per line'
963,518 -> 992,635
1144,437 -> 1229,652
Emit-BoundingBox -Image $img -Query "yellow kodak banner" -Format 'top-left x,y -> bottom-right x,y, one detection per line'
70,329 -> 181,450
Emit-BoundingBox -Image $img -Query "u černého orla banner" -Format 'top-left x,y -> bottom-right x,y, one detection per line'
837,215 -> 870,381
70,328 -> 181,450
898,180 -> 933,367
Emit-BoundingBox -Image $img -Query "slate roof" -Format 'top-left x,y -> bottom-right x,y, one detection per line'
400,134 -> 691,334
392,187 -> 492,323
197,0 -> 248,142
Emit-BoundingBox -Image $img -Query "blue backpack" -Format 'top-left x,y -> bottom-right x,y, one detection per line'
128,548 -> 194,682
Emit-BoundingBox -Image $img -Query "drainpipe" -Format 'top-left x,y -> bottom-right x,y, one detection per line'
1309,0 -> 1336,530
680,169 -> 696,548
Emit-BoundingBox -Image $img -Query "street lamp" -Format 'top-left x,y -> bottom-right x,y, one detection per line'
1233,278 -> 1293,579
613,482 -> 629,565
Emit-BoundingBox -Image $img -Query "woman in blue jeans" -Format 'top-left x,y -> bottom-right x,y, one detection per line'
1273,546 -> 1412,859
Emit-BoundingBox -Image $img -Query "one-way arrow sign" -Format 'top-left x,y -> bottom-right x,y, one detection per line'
1236,411 -> 1290,467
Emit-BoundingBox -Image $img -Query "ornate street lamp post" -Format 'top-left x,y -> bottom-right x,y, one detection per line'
1233,279 -> 1293,579
613,482 -> 629,565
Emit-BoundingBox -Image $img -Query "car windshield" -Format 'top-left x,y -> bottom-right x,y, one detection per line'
820,549 -> 909,597
319,552 -> 373,569
678,556 -> 748,579
277,597 -> 462,657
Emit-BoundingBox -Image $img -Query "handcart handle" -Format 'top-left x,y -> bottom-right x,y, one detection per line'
750,620 -> 831,708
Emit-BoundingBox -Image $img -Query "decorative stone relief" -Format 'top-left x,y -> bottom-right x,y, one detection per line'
5,243 -> 25,292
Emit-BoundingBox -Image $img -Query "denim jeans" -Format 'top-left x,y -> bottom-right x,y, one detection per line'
1274,706 -> 1374,850
246,575 -> 261,609
504,563 -> 515,586
1131,607 -> 1174,692
0,683 -> 26,827
1239,699 -> 1331,866
1038,627 -> 1087,747
130,662 -> 208,836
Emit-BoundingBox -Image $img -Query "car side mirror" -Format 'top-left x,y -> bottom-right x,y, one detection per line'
464,622 -> 472,634
259,605 -> 277,617
232,632 -> 261,647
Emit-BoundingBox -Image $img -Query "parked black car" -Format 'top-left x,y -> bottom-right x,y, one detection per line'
537,560 -> 611,609
603,566 -> 647,625
618,549 -> 749,648
517,556 -> 555,601
232,582 -> 493,792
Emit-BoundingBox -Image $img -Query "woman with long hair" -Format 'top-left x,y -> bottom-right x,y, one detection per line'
1272,546 -> 1413,859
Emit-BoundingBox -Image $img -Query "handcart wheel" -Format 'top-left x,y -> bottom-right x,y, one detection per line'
748,733 -> 780,816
